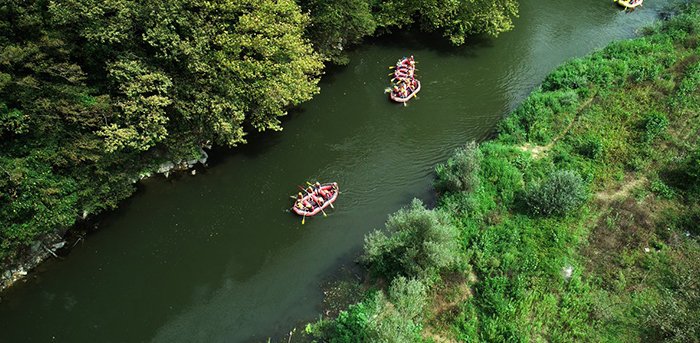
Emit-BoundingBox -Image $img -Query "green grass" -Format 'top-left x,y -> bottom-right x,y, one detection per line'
301,5 -> 700,343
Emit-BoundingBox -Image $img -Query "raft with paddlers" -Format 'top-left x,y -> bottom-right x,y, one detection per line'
388,55 -> 420,104
390,80 -> 421,103
292,182 -> 339,221
615,0 -> 642,9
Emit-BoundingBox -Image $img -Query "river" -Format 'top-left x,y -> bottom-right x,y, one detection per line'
0,0 -> 671,341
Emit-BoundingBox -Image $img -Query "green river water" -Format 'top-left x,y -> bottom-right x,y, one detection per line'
0,1 -> 672,341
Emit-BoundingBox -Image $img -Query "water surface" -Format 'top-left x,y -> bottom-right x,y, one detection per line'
0,1 -> 671,342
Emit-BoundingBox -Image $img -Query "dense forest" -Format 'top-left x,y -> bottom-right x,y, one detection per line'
304,6 -> 700,342
0,0 -> 518,267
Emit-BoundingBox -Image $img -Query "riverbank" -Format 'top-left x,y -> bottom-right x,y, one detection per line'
0,0 -> 519,295
0,149 -> 207,292
304,5 -> 700,342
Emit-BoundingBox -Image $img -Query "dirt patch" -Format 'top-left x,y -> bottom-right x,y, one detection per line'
421,272 -> 475,343
518,96 -> 596,159
595,176 -> 648,205
584,181 -> 661,289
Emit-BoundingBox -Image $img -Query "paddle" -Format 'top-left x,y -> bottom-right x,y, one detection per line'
302,212 -> 306,225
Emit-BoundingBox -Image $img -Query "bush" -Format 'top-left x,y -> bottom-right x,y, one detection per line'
480,147 -> 525,206
524,170 -> 587,216
573,134 -> 604,159
650,178 -> 676,199
685,148 -> 700,181
309,282 -> 427,343
308,293 -> 381,343
388,277 -> 428,321
362,199 -> 460,279
642,112 -> 669,142
435,142 -> 482,194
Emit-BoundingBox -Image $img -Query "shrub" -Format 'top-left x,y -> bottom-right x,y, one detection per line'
308,293 -> 382,343
362,199 -> 460,279
573,134 -> 604,159
388,277 -> 428,321
685,148 -> 700,183
650,178 -> 676,199
309,283 -> 427,343
524,170 -> 587,216
479,143 -> 526,206
435,142 -> 482,194
642,112 -> 669,142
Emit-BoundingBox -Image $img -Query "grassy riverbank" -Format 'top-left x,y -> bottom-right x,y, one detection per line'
303,5 -> 700,342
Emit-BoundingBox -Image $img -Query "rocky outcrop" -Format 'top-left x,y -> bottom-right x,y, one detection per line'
156,148 -> 208,178
1,234 -> 65,292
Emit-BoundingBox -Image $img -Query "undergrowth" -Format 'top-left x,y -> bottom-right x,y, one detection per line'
298,5 -> 700,343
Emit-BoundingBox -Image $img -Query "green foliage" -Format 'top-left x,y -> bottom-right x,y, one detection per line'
573,134 -> 604,160
300,0 -> 376,64
650,178 -> 676,199
309,283 -> 426,343
388,277 -> 428,321
316,8 -> 700,343
362,199 -> 460,280
642,112 -> 669,143
525,170 -> 587,216
642,242 -> 700,342
480,142 -> 525,206
498,89 -> 580,144
403,0 -> 520,45
0,0 -> 325,265
435,142 -> 482,194
684,148 -> 700,183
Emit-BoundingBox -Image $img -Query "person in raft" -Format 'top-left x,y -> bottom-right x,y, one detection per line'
295,192 -> 315,211
318,185 -> 333,200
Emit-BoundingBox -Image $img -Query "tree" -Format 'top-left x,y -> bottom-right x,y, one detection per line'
362,199 -> 460,279
299,0 -> 376,64
435,141 -> 482,194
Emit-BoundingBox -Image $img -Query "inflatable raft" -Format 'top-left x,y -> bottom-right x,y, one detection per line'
292,183 -> 339,217
389,56 -> 420,103
390,80 -> 421,103
616,0 -> 642,9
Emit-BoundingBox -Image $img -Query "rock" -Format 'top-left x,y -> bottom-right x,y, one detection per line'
157,161 -> 175,174
562,265 -> 573,279
17,268 -> 27,276
198,148 -> 209,164
82,210 -> 89,219
31,241 -> 42,254
191,170 -> 196,175
51,241 -> 66,250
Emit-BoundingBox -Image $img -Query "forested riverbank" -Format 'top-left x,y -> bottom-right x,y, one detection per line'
0,0 -> 518,287
302,5 -> 700,342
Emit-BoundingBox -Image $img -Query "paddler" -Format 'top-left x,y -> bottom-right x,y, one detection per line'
302,198 -> 313,210
318,186 -> 331,200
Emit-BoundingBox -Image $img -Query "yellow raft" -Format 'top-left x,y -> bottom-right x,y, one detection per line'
616,0 -> 643,9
